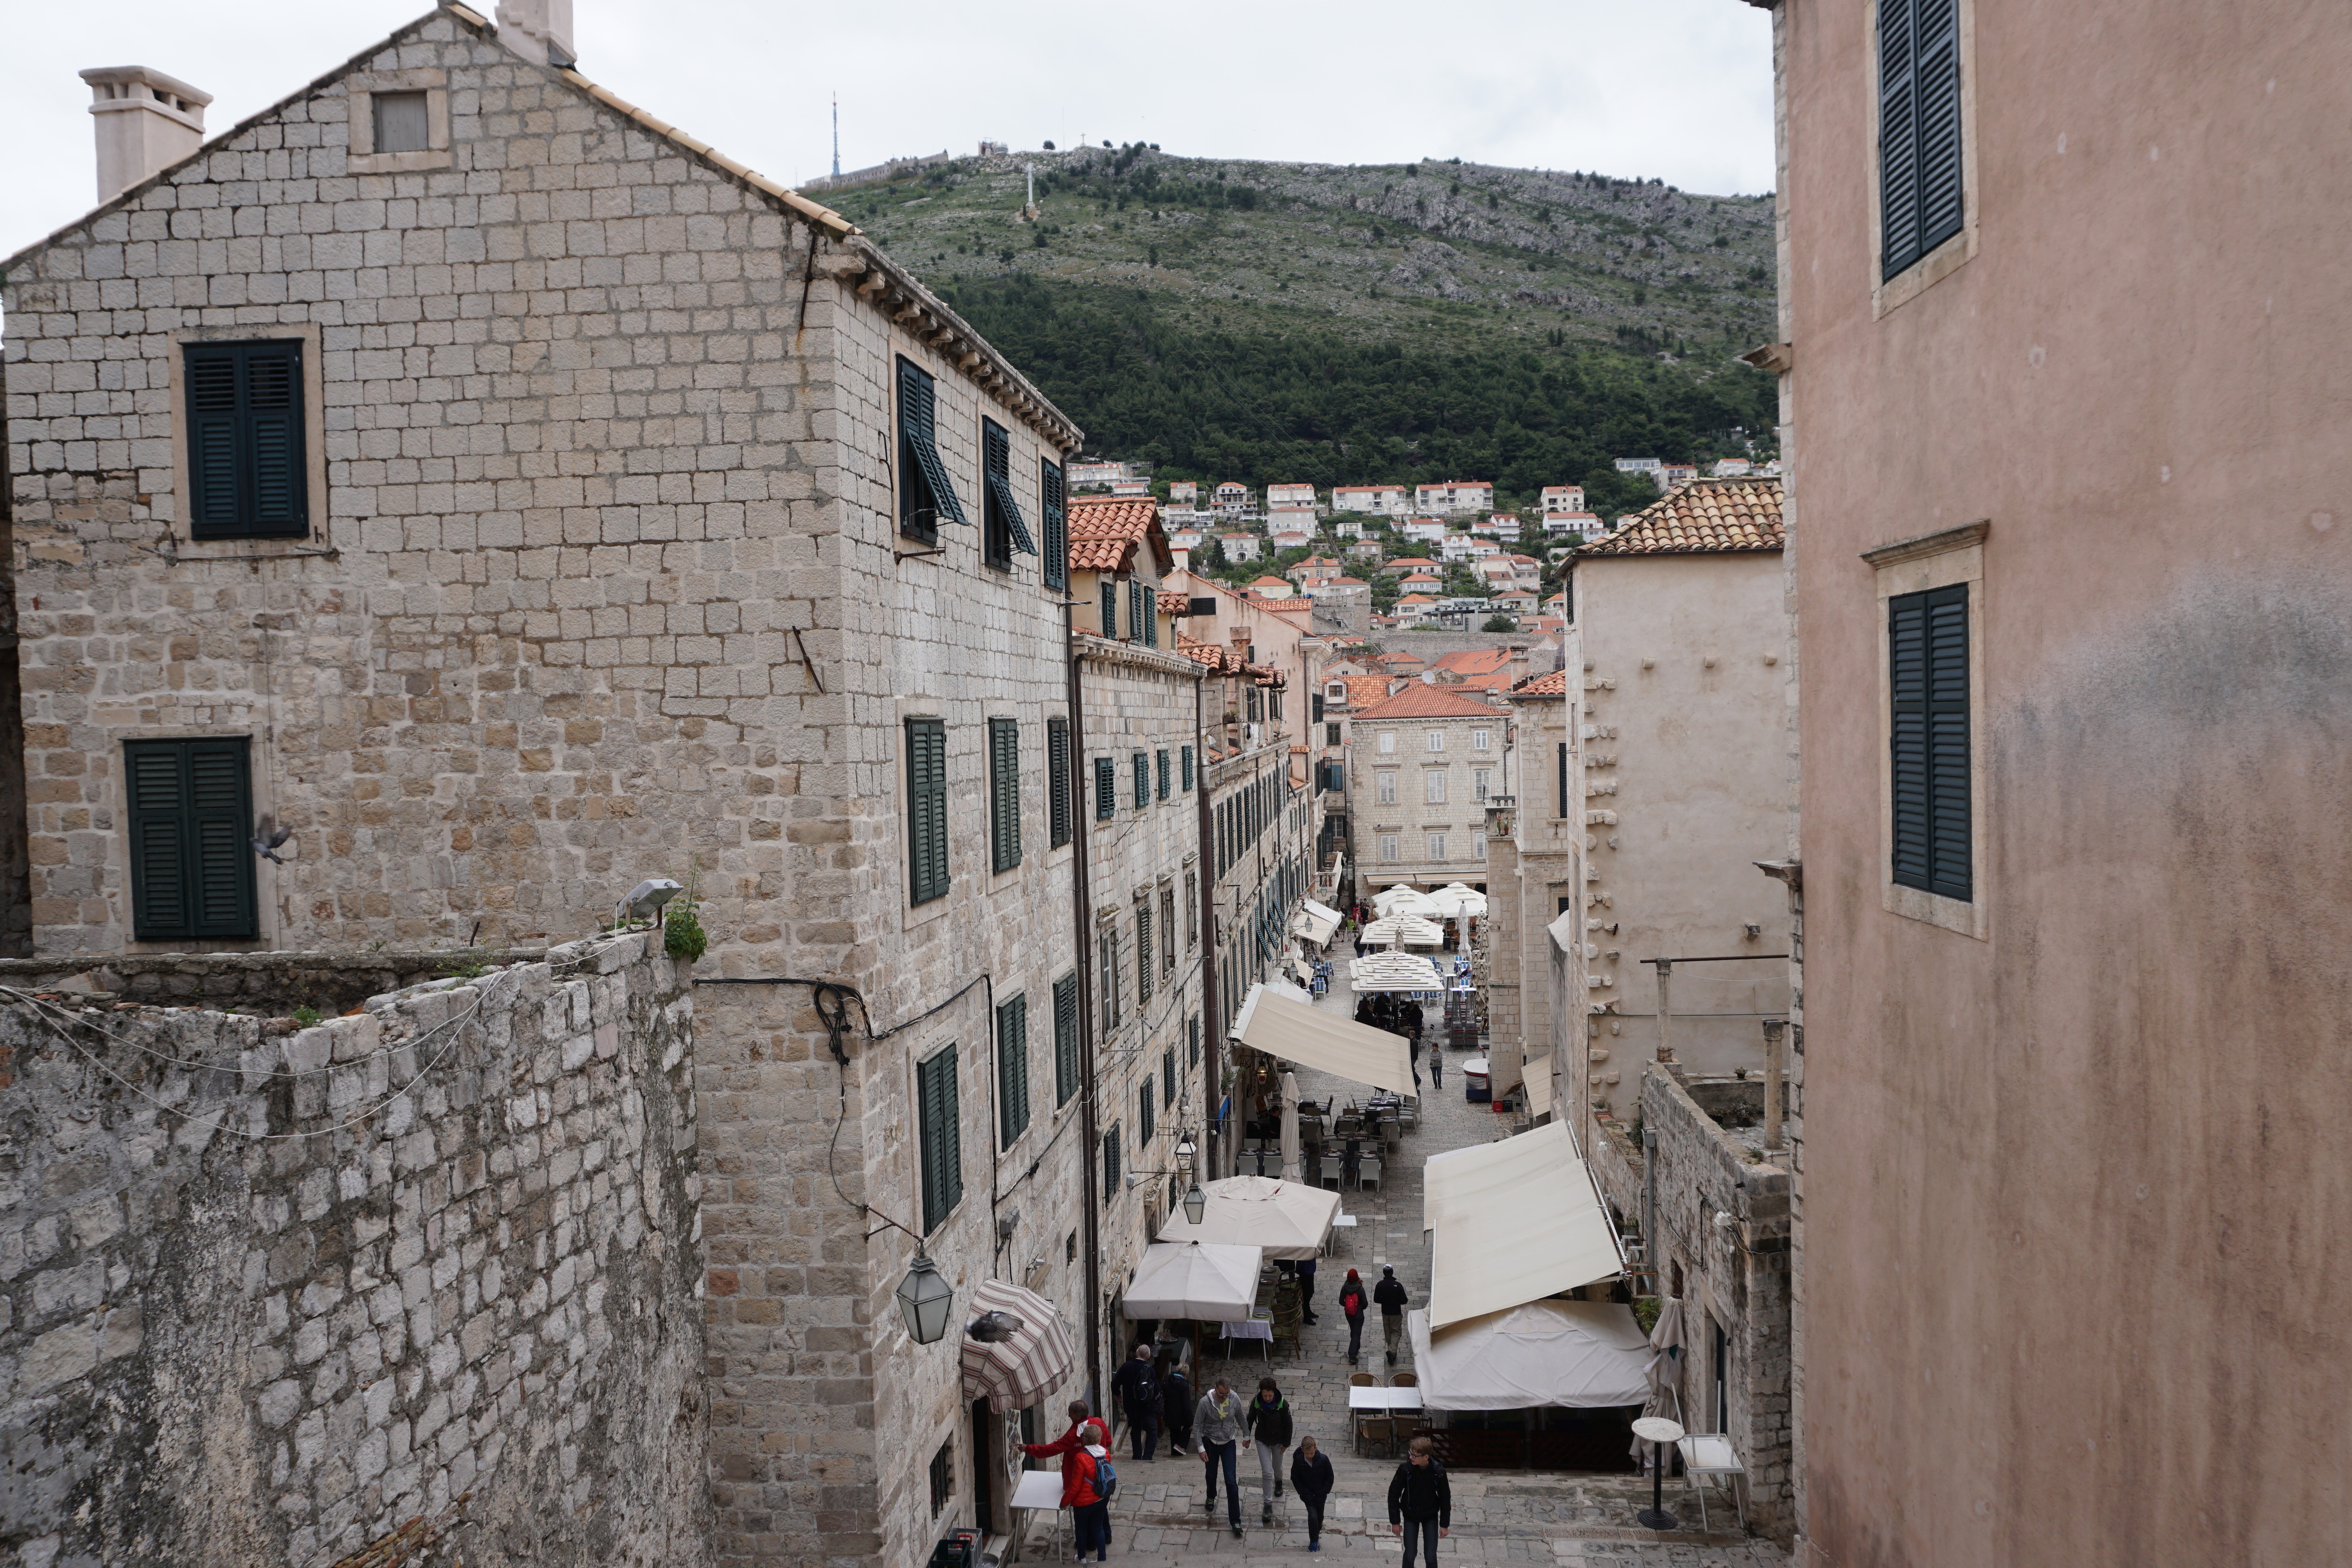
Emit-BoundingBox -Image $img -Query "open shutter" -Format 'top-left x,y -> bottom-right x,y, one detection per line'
1047,717 -> 1073,847
1041,459 -> 1068,590
989,718 -> 1021,872
1053,973 -> 1080,1105
919,1047 -> 963,1231
1128,580 -> 1144,643
898,359 -> 968,531
983,421 -> 1035,558
998,994 -> 1030,1149
906,718 -> 950,904
1156,750 -> 1170,801
1100,580 -> 1117,640
1180,745 -> 1194,792
1132,753 -> 1148,811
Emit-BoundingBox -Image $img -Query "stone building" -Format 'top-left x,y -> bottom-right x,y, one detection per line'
1479,666 -> 1576,1102
1755,1 -> 2352,1563
1347,683 -> 1509,890
1561,480 -> 1791,1118
0,5 -> 1094,1563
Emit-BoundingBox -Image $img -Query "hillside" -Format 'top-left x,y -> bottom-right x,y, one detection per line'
827,146 -> 1780,513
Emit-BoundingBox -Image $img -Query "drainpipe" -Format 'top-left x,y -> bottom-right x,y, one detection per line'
1762,1017 -> 1786,1152
1195,669 -> 1222,1183
1642,1121 -> 1659,1291
1653,957 -> 1674,1064
1065,597 -> 1104,1410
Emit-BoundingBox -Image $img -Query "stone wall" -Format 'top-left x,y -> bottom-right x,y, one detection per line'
0,930 -> 705,1567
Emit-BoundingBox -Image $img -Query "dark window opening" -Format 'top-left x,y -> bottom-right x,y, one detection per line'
371,90 -> 430,155
981,417 -> 1035,569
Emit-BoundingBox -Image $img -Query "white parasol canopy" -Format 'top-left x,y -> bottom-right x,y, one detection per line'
1362,914 -> 1446,948
1123,1241 -> 1265,1320
1632,1295 -> 1688,1455
1348,952 -> 1446,992
1405,1300 -> 1653,1410
1156,1174 -> 1339,1260
1374,884 -> 1440,917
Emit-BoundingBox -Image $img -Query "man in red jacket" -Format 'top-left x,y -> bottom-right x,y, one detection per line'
1024,1401 -> 1112,1559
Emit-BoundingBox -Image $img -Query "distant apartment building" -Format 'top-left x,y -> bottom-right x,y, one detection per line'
1167,524 -> 1208,552
1659,463 -> 1698,490
1402,518 -> 1448,543
1287,556 -> 1345,587
1415,480 -> 1495,514
1266,504 -> 1320,536
1265,483 -> 1318,511
1328,516 -> 1365,539
1333,484 -> 1410,515
1168,479 -> 1200,504
1613,457 -> 1663,479
1268,528 -> 1314,551
1213,482 -> 1254,517
1545,511 -> 1603,539
1541,484 -> 1586,513
1379,557 -> 1431,577
1110,479 -> 1151,497
1071,458 -> 1150,489
1708,458 -> 1752,478
1508,553 -> 1541,588
1215,531 -> 1261,563
1475,514 -> 1522,540
1351,684 -> 1511,888
1398,571 -> 1446,594
1468,539 -> 1504,560
1439,534 -> 1478,563
1245,576 -> 1294,599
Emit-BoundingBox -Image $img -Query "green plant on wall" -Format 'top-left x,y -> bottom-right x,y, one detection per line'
665,867 -> 709,962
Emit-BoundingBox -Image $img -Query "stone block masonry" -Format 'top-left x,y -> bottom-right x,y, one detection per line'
0,930 -> 706,1566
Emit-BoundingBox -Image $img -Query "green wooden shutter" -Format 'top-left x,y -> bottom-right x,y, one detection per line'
1880,0 -> 1963,280
1100,580 -> 1117,639
1889,583 -> 1971,901
1053,973 -> 1080,1105
1041,459 -> 1068,591
1180,745 -> 1194,792
906,718 -> 950,904
983,420 -> 1035,561
1156,749 -> 1170,800
1128,580 -> 1144,643
988,717 -> 1021,872
997,994 -> 1031,1149
918,1046 -> 963,1231
1163,1047 -> 1176,1108
1094,756 -> 1116,820
125,738 -> 258,941
897,357 -> 967,535
1099,928 -> 1120,1035
1102,1123 -> 1121,1203
1140,1081 -> 1154,1144
1132,752 -> 1148,811
1047,716 -> 1073,847
1137,905 -> 1153,1006
184,342 -> 308,540
1142,586 -> 1158,647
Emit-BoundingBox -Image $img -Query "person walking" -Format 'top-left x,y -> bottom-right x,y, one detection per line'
1160,1361 -> 1194,1456
1337,1269 -> 1369,1366
1111,1343 -> 1161,1460
1428,1035 -> 1444,1091
1196,1376 -> 1247,1538
1242,1376 -> 1294,1527
1387,1435 -> 1452,1568
1291,1435 -> 1335,1552
1374,1265 -> 1410,1367
1295,1255 -> 1319,1325
1023,1402 -> 1111,1561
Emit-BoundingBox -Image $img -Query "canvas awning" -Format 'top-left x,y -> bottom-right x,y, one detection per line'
960,1277 -> 1080,1413
1122,1241 -> 1264,1320
1525,1065 -> 1554,1118
1404,1300 -> 1652,1410
1362,915 -> 1445,948
1157,1174 -> 1339,1260
1228,984 -> 1415,1093
1291,898 -> 1344,946
1423,1121 -> 1623,1329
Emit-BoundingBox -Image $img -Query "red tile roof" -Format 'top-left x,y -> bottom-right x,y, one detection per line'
1342,675 -> 1396,708
1068,496 -> 1173,574
1351,683 -> 1507,721
1577,477 -> 1785,557
1512,669 -> 1572,696
1159,589 -> 1194,616
1430,648 -> 1515,677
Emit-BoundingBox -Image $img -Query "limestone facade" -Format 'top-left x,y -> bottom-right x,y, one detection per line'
0,8 -> 1089,1564
1346,684 -> 1511,891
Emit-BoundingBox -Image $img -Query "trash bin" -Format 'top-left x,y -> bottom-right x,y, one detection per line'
1463,1057 -> 1491,1104
928,1530 -> 980,1566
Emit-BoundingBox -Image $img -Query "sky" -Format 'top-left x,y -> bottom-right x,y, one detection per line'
0,0 -> 1773,259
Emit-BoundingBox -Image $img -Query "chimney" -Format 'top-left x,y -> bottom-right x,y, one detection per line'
80,66 -> 211,203
495,0 -> 577,68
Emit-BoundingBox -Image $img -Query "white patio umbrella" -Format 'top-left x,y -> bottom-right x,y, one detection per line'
1361,915 -> 1445,948
1631,1295 -> 1687,1461
1122,1241 -> 1264,1320
1156,1174 -> 1339,1259
1375,885 -> 1439,918
1348,952 -> 1446,992
1279,1071 -> 1303,1182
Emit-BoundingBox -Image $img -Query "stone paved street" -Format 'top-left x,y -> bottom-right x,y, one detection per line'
1017,964 -> 1786,1565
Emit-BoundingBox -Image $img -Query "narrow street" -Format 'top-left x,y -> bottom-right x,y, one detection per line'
1068,963 -> 1788,1565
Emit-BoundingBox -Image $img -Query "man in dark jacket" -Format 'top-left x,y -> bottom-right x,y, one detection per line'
1110,1343 -> 1161,1459
1372,1265 -> 1411,1366
1241,1376 -> 1294,1526
1295,1255 -> 1318,1324
1388,1436 -> 1452,1568
1290,1435 -> 1335,1552
1160,1362 -> 1194,1456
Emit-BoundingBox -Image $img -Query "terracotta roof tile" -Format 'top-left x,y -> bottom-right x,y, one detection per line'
1068,496 -> 1171,574
1158,589 -> 1193,616
1342,676 -> 1396,708
1351,683 -> 1507,721
1431,648 -> 1514,676
1576,477 -> 1784,557
1512,669 -> 1572,696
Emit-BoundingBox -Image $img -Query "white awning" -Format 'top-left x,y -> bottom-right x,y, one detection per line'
1405,1300 -> 1652,1410
1122,1241 -> 1264,1320
1291,898 -> 1344,946
1228,984 -> 1415,1093
1422,1121 -> 1623,1329
1526,1066 -> 1554,1118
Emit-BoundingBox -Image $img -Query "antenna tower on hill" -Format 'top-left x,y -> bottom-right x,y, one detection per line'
831,94 -> 840,179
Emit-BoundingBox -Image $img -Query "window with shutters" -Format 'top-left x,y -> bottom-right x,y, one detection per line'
1184,870 -> 1198,950
981,417 -> 1035,570
1327,723 -> 1342,745
1377,731 -> 1396,754
1137,905 -> 1153,1007
1889,583 -> 1971,901
1155,750 -> 1170,800
1041,458 -> 1068,591
1139,1081 -> 1155,1144
123,738 -> 259,941
997,994 -> 1031,1149
1132,753 -> 1149,812
905,718 -> 950,905
182,341 -> 309,540
1102,1123 -> 1121,1203
1180,745 -> 1194,792
1557,742 -> 1569,820
1160,888 -> 1177,973
1377,771 -> 1398,805
1162,1047 -> 1177,1108
1426,730 -> 1445,753
1094,757 -> 1116,821
347,69 -> 452,173
1428,834 -> 1448,862
1473,768 -> 1492,801
917,1045 -> 963,1232
1425,771 -> 1446,805
1099,928 -> 1120,1036
1874,0 -> 1973,304
1127,580 -> 1145,644
1379,834 -> 1400,864
1053,973 -> 1080,1105
1047,717 -> 1073,848
1098,579 -> 1117,639
988,717 -> 1021,872
897,357 -> 965,543
1868,521 -> 1986,936
1188,1014 -> 1201,1068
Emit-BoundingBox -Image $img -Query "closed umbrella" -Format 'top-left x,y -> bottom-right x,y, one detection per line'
1632,1295 -> 1686,1460
1279,1071 -> 1303,1182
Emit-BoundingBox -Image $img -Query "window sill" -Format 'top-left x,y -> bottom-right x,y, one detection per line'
1882,879 -> 1986,941
1873,225 -> 1976,320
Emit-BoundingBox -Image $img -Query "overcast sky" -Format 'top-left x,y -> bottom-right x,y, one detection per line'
2,0 -> 1773,259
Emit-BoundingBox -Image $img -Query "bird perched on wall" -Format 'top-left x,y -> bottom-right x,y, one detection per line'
250,815 -> 293,864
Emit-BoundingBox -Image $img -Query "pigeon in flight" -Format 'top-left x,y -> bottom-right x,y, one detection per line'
252,815 -> 293,865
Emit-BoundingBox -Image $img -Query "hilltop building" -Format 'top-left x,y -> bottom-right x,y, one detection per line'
1414,480 -> 1495,515
1333,484 -> 1409,516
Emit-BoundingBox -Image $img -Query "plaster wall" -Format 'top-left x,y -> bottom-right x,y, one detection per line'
1572,552 -> 1790,1116
1777,3 -> 2352,1563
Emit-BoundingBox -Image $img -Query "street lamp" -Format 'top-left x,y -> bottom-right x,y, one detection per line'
1176,1136 -> 1208,1225
894,1249 -> 955,1345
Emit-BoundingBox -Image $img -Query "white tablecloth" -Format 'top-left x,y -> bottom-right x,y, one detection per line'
1346,1385 -> 1425,1412
1220,1319 -> 1275,1341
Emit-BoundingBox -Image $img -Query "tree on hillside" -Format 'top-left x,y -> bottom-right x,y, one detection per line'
1482,614 -> 1518,631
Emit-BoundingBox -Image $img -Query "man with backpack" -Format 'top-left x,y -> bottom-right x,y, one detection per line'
1111,1342 -> 1162,1460
1374,1265 -> 1411,1366
1387,1435 -> 1452,1568
1337,1269 -> 1369,1366
1160,1360 -> 1194,1457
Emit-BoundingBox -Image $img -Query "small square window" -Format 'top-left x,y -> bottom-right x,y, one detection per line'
372,91 -> 430,155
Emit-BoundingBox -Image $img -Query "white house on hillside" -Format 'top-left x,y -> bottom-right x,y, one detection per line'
1414,480 -> 1494,514
1333,484 -> 1409,515
1540,484 -> 1585,513
1402,518 -> 1448,543
1266,483 -> 1318,510
1216,531 -> 1261,562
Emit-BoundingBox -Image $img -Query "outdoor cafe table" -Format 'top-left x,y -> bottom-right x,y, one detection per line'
1347,1385 -> 1425,1413
1010,1466 -> 1069,1561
